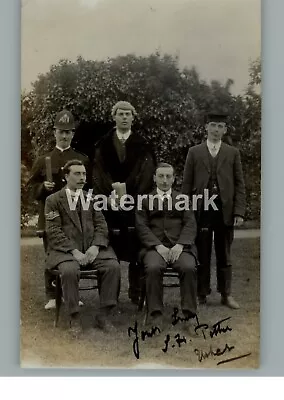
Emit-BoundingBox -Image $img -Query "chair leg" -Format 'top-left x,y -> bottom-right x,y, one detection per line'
143,295 -> 148,326
138,286 -> 146,312
54,274 -> 62,328
138,271 -> 146,312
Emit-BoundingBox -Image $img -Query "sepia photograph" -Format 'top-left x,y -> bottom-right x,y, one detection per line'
21,0 -> 261,369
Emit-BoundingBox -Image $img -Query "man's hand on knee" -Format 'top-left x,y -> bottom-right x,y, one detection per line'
72,249 -> 88,266
155,245 -> 170,263
168,244 -> 183,263
85,245 -> 99,264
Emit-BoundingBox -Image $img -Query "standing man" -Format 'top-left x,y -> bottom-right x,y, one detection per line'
182,112 -> 246,309
45,160 -> 120,336
29,110 -> 89,310
136,163 -> 197,329
92,101 -> 156,304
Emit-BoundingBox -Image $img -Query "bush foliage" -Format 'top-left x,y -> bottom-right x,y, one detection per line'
21,53 -> 261,222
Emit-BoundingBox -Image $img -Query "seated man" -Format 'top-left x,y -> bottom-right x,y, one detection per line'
45,159 -> 121,337
135,163 -> 197,330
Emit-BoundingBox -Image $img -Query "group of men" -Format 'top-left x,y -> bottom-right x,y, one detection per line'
29,101 -> 246,337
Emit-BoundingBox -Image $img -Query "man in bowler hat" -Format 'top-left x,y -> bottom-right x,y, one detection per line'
182,112 -> 246,309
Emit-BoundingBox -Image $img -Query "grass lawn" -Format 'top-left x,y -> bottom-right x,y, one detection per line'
21,238 -> 260,369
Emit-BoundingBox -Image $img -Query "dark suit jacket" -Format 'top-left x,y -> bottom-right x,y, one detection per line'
181,142 -> 246,226
29,147 -> 89,231
92,129 -> 156,197
44,188 -> 117,269
135,190 -> 197,260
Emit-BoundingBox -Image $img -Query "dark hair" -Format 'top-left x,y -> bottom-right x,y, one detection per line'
63,159 -> 84,175
155,162 -> 175,174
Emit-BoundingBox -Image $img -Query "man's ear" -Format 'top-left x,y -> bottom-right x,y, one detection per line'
153,174 -> 157,184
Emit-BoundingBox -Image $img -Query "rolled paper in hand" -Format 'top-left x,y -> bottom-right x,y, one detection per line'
112,182 -> 126,199
118,182 -> 126,198
45,156 -> 53,182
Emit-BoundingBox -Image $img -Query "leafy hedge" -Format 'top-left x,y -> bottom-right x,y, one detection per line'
21,53 -> 261,222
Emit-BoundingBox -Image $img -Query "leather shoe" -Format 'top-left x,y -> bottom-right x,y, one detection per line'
94,314 -> 116,333
221,295 -> 240,309
45,299 -> 84,310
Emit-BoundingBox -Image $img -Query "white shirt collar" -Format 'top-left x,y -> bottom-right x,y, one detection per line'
206,139 -> 222,151
65,187 -> 82,198
157,187 -> 172,198
56,145 -> 71,152
116,129 -> 131,141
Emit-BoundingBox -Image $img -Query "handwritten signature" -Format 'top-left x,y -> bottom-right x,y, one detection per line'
128,310 -> 251,365
128,320 -> 161,359
162,333 -> 187,353
171,307 -> 233,340
194,343 -> 234,362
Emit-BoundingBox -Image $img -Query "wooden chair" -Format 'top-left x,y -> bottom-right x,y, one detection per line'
51,268 -> 101,327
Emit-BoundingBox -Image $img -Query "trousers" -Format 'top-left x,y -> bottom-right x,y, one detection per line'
143,250 -> 197,316
196,207 -> 234,297
56,258 -> 121,315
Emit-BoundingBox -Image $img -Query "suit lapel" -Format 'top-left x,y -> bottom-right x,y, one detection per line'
80,192 -> 90,234
200,142 -> 210,172
59,188 -> 82,233
150,190 -> 160,210
171,191 -> 180,211
150,189 -> 177,211
217,142 -> 227,171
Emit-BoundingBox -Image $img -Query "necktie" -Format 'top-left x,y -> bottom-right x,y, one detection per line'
162,193 -> 169,210
211,145 -> 218,158
76,197 -> 83,227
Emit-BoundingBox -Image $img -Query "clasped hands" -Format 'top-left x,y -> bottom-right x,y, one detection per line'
72,246 -> 99,266
155,243 -> 183,264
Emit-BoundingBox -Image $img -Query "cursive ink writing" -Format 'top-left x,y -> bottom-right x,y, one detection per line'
194,314 -> 209,340
128,321 -> 140,359
128,321 -> 161,359
162,333 -> 187,353
162,334 -> 171,353
141,326 -> 161,341
209,317 -> 232,338
194,343 -> 235,362
194,316 -> 232,340
171,307 -> 191,326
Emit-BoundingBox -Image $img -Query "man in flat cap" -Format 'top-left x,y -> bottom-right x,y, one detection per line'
92,101 -> 156,304
29,110 -> 90,310
182,112 -> 246,309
